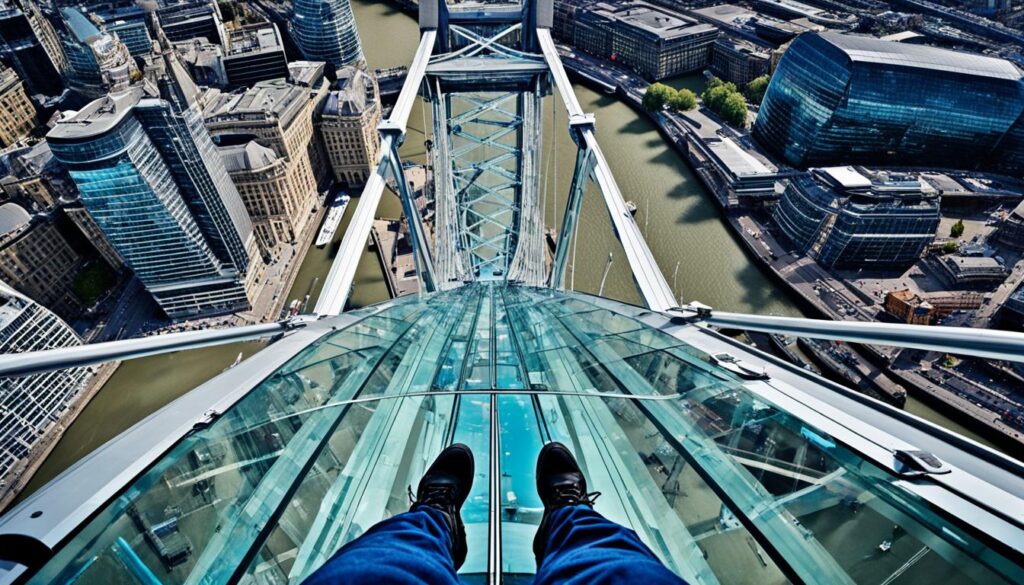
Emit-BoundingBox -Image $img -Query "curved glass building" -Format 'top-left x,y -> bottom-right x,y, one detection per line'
291,0 -> 365,69
753,32 -> 1024,172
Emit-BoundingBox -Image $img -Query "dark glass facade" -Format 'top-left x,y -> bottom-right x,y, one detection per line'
753,32 -> 1024,174
773,171 -> 940,270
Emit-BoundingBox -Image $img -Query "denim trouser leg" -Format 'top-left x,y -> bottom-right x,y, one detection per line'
534,505 -> 688,585
302,507 -> 459,585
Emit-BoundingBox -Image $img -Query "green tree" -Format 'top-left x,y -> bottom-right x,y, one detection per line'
668,88 -> 697,111
950,219 -> 965,238
701,84 -> 732,111
746,75 -> 770,104
720,92 -> 749,127
642,83 -> 675,112
942,240 -> 959,254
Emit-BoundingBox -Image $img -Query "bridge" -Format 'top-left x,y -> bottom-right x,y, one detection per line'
1,2 -> 1024,584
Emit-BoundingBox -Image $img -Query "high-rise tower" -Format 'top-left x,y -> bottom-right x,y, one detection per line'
47,84 -> 256,319
291,0 -> 365,69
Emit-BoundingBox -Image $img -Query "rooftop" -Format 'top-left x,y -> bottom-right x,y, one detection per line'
323,67 -> 376,117
594,2 -> 716,39
225,23 -> 283,57
0,202 -> 30,238
816,31 -> 1023,80
218,141 -> 279,173
46,88 -> 144,141
203,80 -> 307,129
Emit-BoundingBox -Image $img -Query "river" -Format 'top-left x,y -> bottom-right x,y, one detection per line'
16,0 -> 996,499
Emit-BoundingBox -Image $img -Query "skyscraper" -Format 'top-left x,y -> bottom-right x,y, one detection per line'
291,0 -> 365,69
47,82 -> 257,319
59,7 -> 138,100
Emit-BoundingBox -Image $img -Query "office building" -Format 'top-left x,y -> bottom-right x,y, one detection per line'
773,167 -> 940,270
691,4 -> 817,49
0,65 -> 35,148
937,254 -> 1009,288
157,0 -> 226,46
0,0 -> 65,97
884,289 -> 932,324
0,280 -> 90,494
87,3 -> 152,57
59,8 -> 138,100
174,38 -> 228,88
47,84 -> 257,319
754,32 -> 1024,171
0,202 -> 84,318
994,199 -> 1024,252
319,67 -> 380,188
288,61 -> 332,189
219,141 -> 297,251
291,0 -> 364,68
573,2 -> 718,80
204,79 -> 320,251
223,23 -> 289,89
709,37 -> 770,86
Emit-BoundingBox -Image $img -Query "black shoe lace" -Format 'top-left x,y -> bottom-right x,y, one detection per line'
552,484 -> 601,508
408,483 -> 457,509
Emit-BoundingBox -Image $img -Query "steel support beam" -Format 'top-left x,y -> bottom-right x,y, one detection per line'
537,29 -> 676,311
315,32 -> 436,316
549,142 -> 592,289
383,126 -> 437,293
692,310 -> 1024,364
0,320 -> 305,378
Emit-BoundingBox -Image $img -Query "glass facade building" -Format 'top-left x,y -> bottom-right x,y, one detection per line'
9,283 -> 1024,584
773,168 -> 940,270
291,0 -> 365,69
0,281 -> 89,499
753,32 -> 1024,173
47,88 -> 254,319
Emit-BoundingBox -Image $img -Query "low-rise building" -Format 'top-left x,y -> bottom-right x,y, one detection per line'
157,0 -> 227,46
773,167 -> 940,271
937,254 -> 1009,289
884,289 -> 932,324
223,23 -> 289,89
574,2 -> 719,80
174,38 -> 228,88
994,199 -> 1024,252
319,67 -> 381,189
0,281 -> 90,494
710,37 -> 770,86
0,202 -> 84,319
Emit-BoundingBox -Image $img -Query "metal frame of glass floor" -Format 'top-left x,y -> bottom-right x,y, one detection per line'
2,284 -> 1023,584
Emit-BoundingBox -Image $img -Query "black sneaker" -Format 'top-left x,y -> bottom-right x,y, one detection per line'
533,442 -> 600,559
410,443 -> 475,569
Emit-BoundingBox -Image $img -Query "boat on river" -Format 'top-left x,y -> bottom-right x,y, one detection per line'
316,194 -> 351,248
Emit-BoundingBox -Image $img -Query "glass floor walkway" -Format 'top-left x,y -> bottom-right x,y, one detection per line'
5,284 -> 1024,584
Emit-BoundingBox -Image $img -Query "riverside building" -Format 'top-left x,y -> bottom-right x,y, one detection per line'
319,67 -> 380,189
204,79 -> 320,251
291,0 -> 365,68
754,32 -> 1024,173
47,83 -> 258,319
773,167 -> 940,271
0,281 -> 90,497
573,1 -> 718,80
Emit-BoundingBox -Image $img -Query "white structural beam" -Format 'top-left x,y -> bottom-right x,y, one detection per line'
315,32 -> 437,316
696,310 -> 1024,364
537,29 -> 676,311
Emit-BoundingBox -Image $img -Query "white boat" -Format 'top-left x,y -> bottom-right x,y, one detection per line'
316,194 -> 351,248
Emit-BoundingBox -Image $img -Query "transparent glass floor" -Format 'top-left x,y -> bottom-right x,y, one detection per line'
27,285 -> 1023,584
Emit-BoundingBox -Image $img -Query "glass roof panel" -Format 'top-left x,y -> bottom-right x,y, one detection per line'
24,285 -> 1024,585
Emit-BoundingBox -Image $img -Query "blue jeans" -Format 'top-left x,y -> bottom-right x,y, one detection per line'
304,505 -> 687,584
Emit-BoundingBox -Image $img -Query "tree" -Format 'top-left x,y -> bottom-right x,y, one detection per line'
701,84 -> 732,111
720,92 -> 749,127
668,88 -> 697,111
642,83 -> 675,112
942,240 -> 959,254
950,219 -> 965,238
746,75 -> 770,104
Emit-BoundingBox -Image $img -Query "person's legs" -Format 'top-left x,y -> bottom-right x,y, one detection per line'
532,442 -> 687,585
303,507 -> 459,585
303,443 -> 475,585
